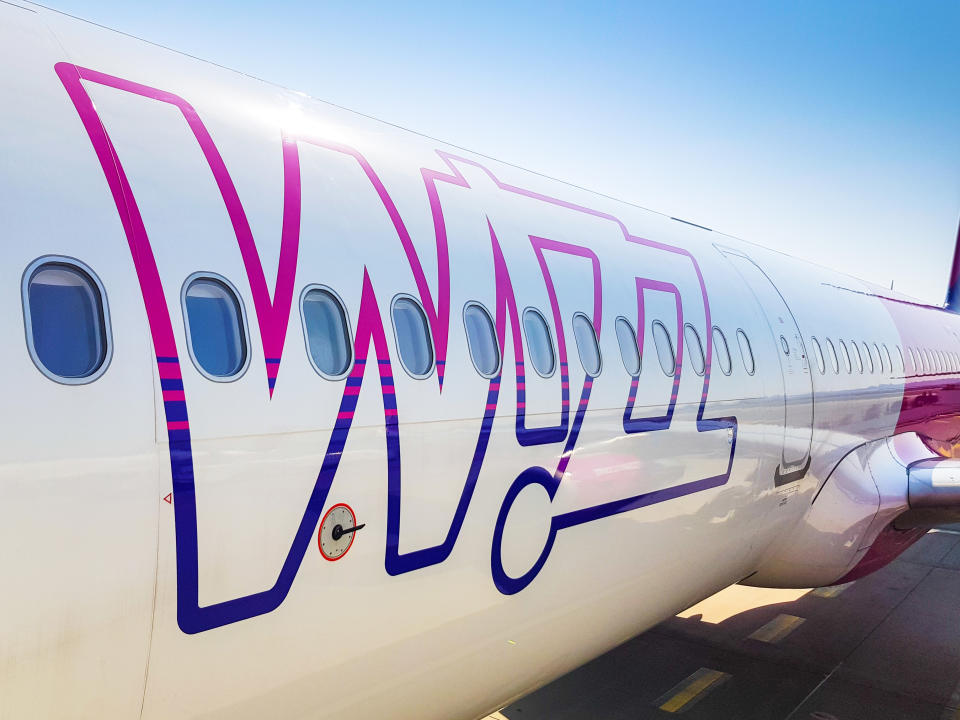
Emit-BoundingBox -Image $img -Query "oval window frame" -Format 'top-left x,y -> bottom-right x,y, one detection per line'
22,255 -> 113,385
712,326 -> 733,376
825,338 -> 840,374
181,271 -> 252,383
839,340 -> 852,373
684,323 -> 706,377
390,293 -> 436,380
652,319 -> 677,376
299,284 -> 354,381
861,341 -> 874,373
810,336 -> 825,374
615,316 -> 641,376
850,340 -> 863,373
522,307 -> 557,379
572,312 -> 602,377
881,344 -> 892,375
462,301 -> 501,379
736,328 -> 755,376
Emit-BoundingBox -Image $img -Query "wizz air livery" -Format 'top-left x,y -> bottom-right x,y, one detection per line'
2,3 -> 959,718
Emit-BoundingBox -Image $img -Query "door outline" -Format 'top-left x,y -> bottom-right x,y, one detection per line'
716,245 -> 813,484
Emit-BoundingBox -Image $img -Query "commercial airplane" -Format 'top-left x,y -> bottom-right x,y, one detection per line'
2,2 -> 959,718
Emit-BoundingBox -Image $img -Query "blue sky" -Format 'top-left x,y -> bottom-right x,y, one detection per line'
45,1 -> 960,303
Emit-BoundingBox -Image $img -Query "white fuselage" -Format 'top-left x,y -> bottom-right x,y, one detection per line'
2,4 -> 959,719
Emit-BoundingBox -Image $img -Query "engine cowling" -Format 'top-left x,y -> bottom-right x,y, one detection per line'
744,433 -> 959,589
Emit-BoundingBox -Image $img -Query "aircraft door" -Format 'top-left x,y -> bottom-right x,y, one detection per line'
717,247 -> 813,484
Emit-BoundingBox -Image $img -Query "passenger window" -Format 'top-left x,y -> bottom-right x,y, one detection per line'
522,308 -> 556,378
825,338 -> 840,374
811,336 -> 825,374
183,275 -> 248,379
861,342 -> 873,373
909,347 -> 918,374
684,323 -> 705,376
652,320 -> 676,376
392,296 -> 435,378
615,317 -> 640,375
572,313 -> 602,376
895,345 -> 904,374
839,340 -> 852,373
736,329 -> 755,375
713,326 -> 732,376
463,302 -> 500,377
850,340 -> 863,373
301,286 -> 352,378
881,344 -> 892,374
24,258 -> 111,383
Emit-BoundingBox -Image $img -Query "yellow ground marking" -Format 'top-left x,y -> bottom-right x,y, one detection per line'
747,613 -> 805,643
484,713 -> 510,720
656,667 -> 731,713
810,583 -> 852,598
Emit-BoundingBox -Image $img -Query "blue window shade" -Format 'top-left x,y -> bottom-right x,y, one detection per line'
652,320 -> 676,376
184,278 -> 246,378
463,303 -> 499,377
392,297 -> 434,377
302,288 -> 352,377
684,324 -> 705,376
572,313 -> 601,376
713,326 -> 733,376
523,308 -> 556,377
28,264 -> 106,379
615,317 -> 640,376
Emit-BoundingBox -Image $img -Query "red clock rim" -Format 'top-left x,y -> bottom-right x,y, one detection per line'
318,502 -> 357,561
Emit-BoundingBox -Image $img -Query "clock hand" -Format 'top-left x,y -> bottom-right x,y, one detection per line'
331,523 -> 365,541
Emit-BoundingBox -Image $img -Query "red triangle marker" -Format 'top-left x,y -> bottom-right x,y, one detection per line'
163,493 -> 172,505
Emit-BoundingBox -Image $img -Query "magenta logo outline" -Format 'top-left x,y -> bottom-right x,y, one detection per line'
54,61 -> 737,632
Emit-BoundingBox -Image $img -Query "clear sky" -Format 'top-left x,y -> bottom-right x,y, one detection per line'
43,0 -> 960,303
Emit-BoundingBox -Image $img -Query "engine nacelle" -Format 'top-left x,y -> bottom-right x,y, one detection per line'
743,433 -> 950,589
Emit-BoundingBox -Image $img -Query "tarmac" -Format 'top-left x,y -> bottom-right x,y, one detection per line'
486,525 -> 960,720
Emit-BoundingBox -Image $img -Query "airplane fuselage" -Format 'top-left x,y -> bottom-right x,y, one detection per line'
2,4 -> 959,719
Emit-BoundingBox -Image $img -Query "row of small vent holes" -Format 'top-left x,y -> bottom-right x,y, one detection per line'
809,336 -> 957,378
24,257 -> 767,387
